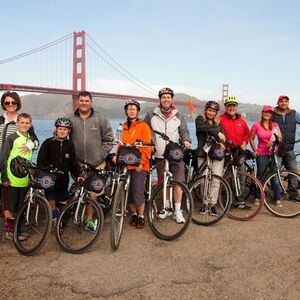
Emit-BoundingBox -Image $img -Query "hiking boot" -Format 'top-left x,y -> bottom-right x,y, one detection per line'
198,204 -> 208,214
158,208 -> 172,220
209,206 -> 218,216
288,192 -> 300,202
5,231 -> 13,240
275,200 -> 283,208
84,219 -> 97,233
136,216 -> 145,229
130,214 -> 138,226
173,210 -> 185,224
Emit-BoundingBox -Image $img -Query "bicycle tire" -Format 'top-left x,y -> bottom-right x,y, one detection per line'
147,180 -> 193,241
56,197 -> 104,254
110,179 -> 127,251
13,193 -> 52,255
226,171 -> 264,221
264,170 -> 300,218
190,174 -> 232,226
0,214 -> 3,242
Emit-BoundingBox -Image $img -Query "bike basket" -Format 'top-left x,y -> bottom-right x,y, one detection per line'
83,170 -> 107,193
163,143 -> 184,162
117,146 -> 141,166
208,143 -> 225,161
32,169 -> 56,189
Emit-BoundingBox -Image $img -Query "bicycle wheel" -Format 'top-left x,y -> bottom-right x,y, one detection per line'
110,179 -> 127,251
56,197 -> 104,254
190,174 -> 232,226
147,180 -> 193,241
0,214 -> 3,242
13,194 -> 52,255
226,171 -> 264,221
264,170 -> 300,218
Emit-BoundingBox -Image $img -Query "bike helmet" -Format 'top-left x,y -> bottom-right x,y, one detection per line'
158,87 -> 174,98
205,100 -> 220,111
124,99 -> 141,111
10,156 -> 28,178
54,117 -> 72,128
224,96 -> 239,106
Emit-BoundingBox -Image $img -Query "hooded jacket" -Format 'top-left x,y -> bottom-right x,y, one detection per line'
220,113 -> 250,146
144,106 -> 191,158
37,136 -> 81,191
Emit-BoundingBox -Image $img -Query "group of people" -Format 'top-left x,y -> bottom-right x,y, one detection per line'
0,88 -> 299,240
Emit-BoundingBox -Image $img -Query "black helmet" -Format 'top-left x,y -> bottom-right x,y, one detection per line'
124,99 -> 141,111
205,100 -> 220,111
158,87 -> 174,98
10,156 -> 29,178
54,117 -> 72,128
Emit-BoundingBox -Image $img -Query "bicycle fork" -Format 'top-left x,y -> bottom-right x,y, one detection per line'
25,188 -> 40,226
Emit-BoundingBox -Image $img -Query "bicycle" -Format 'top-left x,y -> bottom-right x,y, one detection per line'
11,156 -> 61,255
110,139 -> 154,251
55,162 -> 105,253
146,130 -> 193,241
223,143 -> 265,221
262,136 -> 300,218
188,137 -> 232,226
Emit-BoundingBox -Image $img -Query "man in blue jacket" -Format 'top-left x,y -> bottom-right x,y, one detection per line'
272,95 -> 300,201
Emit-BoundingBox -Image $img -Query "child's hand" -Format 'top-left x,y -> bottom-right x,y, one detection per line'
19,142 -> 34,154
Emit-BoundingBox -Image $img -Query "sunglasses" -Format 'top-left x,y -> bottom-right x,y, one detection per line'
4,101 -> 17,106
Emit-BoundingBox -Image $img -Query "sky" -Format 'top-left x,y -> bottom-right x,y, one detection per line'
1,0 -> 300,111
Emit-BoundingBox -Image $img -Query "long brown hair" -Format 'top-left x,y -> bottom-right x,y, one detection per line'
260,114 -> 272,130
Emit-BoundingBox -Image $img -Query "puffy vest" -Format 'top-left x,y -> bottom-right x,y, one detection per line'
272,110 -> 296,151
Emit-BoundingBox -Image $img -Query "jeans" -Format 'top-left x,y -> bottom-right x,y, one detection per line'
256,155 -> 281,200
277,150 -> 298,190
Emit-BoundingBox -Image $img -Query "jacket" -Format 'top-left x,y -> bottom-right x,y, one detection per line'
220,113 -> 250,146
68,108 -> 114,167
272,107 -> 297,151
0,113 -> 39,153
117,119 -> 152,172
0,130 -> 33,187
37,137 -> 81,190
195,115 -> 224,157
144,106 -> 191,158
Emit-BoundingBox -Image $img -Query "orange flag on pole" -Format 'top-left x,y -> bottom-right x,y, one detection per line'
187,97 -> 195,113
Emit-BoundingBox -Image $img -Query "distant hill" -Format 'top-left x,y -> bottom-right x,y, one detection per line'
2,93 -> 264,121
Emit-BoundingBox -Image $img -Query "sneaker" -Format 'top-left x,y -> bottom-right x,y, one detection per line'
173,210 -> 185,224
198,204 -> 208,214
5,231 -> 13,240
232,201 -> 252,210
17,232 -> 30,241
209,206 -> 218,216
254,198 -> 260,206
275,200 -> 283,208
130,214 -> 138,226
84,219 -> 97,233
136,216 -> 145,229
158,208 -> 172,220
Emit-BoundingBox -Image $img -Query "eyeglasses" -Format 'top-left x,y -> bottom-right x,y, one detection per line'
4,101 -> 17,106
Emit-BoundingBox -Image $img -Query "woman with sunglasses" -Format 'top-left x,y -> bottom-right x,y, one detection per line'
0,91 -> 39,239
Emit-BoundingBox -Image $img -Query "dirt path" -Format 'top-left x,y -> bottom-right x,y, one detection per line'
1,208 -> 299,300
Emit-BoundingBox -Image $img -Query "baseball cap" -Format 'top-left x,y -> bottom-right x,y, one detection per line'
262,105 -> 273,112
278,95 -> 289,103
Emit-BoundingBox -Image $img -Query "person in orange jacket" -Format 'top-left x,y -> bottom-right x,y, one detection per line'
113,100 -> 152,228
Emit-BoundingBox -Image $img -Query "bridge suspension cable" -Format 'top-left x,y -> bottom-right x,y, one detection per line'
86,33 -> 157,96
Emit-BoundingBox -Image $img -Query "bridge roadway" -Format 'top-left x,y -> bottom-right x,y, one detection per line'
0,208 -> 299,299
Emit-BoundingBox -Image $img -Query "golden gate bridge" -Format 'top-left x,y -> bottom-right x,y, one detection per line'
0,31 -> 228,111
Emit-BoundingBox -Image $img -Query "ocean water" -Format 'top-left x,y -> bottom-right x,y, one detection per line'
32,119 -> 300,164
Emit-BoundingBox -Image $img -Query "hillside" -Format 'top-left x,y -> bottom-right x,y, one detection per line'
3,93 -> 264,121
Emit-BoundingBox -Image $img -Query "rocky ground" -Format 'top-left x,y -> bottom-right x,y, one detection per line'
0,208 -> 299,300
